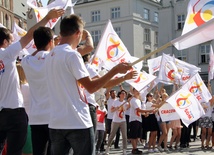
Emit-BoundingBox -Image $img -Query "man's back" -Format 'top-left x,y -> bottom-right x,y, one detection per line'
21,51 -> 50,124
45,44 -> 93,129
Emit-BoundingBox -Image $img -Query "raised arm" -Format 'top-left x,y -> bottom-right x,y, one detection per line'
20,9 -> 64,49
77,29 -> 94,56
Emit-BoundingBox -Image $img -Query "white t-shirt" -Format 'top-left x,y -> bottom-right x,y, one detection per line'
129,97 -> 142,122
96,106 -> 107,131
21,51 -> 50,125
107,98 -> 116,119
0,41 -> 24,109
20,83 -> 30,115
45,44 -> 92,129
112,99 -> 126,122
84,62 -> 99,107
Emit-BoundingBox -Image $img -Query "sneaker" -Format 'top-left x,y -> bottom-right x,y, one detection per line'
153,148 -> 159,152
167,146 -> 173,151
157,146 -> 163,152
132,148 -> 143,154
174,146 -> 178,150
148,149 -> 154,153
164,148 -> 169,152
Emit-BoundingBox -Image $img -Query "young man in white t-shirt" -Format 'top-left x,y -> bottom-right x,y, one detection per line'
21,27 -> 55,155
0,9 -> 64,155
45,14 -> 135,155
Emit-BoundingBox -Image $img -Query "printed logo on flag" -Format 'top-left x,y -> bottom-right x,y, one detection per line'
176,93 -> 194,120
134,72 -> 148,83
188,1 -> 214,26
176,93 -> 192,109
106,33 -> 125,62
164,62 -> 176,81
189,81 -> 203,100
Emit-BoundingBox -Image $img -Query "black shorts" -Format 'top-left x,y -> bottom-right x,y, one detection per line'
129,121 -> 142,139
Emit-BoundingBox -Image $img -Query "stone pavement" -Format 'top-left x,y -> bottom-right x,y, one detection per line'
101,128 -> 214,155
103,139 -> 214,155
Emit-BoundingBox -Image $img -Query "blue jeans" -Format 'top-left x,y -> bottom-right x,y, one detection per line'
49,127 -> 95,155
0,108 -> 28,155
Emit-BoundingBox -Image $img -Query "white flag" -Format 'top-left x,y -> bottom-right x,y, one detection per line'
158,53 -> 200,85
147,55 -> 162,75
159,103 -> 180,122
171,0 -> 214,50
183,73 -> 212,103
92,20 -> 142,71
166,89 -> 205,127
126,71 -> 156,92
182,0 -> 214,35
27,0 -> 70,29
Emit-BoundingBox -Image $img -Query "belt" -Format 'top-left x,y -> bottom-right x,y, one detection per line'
0,108 -> 25,112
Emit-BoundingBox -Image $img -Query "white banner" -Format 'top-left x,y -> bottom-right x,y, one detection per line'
159,103 -> 180,122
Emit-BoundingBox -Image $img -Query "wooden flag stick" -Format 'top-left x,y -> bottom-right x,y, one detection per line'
130,42 -> 172,66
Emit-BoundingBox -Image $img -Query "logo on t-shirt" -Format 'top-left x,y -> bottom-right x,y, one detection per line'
118,106 -> 124,119
0,60 -> 5,75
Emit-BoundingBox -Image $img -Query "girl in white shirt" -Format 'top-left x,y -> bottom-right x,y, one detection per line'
106,90 -> 128,155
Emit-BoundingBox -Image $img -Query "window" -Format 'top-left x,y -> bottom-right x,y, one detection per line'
144,28 -> 150,42
114,27 -> 121,38
0,0 -> 2,5
4,0 -> 9,9
177,50 -> 187,61
154,12 -> 158,22
177,14 -> 185,30
91,10 -> 100,22
111,7 -> 120,19
91,30 -> 101,48
144,8 -> 150,20
200,44 -> 210,63
155,31 -> 158,44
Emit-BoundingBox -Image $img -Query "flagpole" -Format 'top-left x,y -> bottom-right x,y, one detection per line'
130,42 -> 172,66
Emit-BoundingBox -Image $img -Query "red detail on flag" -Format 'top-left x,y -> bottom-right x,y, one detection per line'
52,18 -> 57,22
193,9 -> 205,26
106,43 -> 120,59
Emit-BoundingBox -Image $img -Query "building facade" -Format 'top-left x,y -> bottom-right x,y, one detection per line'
13,0 -> 28,30
0,0 -> 14,30
73,0 -> 161,61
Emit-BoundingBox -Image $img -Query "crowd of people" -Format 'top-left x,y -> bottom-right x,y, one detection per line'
0,8 -> 214,155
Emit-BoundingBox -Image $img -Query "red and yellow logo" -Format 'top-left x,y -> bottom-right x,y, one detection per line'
176,93 -> 192,109
106,34 -> 125,62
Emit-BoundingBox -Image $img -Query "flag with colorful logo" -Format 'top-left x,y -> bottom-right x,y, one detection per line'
166,89 -> 205,127
91,20 -> 142,71
208,45 -> 214,81
27,0 -> 72,29
183,73 -> 212,103
158,53 -> 200,85
182,0 -> 214,35
171,0 -> 214,50
147,55 -> 162,75
126,71 -> 156,92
